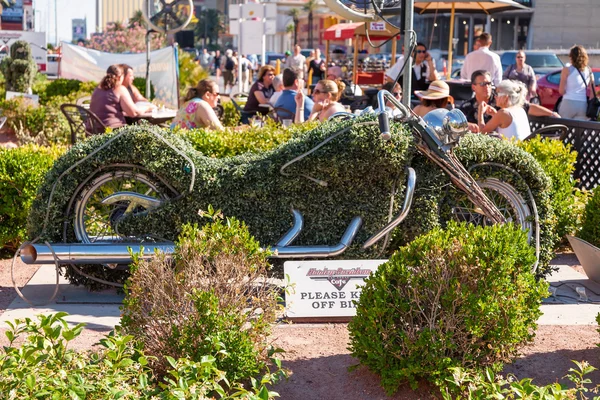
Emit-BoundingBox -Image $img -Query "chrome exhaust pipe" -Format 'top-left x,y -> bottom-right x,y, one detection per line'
20,242 -> 175,265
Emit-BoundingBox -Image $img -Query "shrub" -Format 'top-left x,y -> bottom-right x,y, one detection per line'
0,144 -> 65,250
348,222 -> 547,395
178,50 -> 209,99
0,312 -> 285,399
442,362 -> 600,399
120,209 -> 284,389
578,186 -> 600,248
176,119 -> 318,157
221,100 -> 241,127
133,76 -> 154,100
518,137 -> 587,240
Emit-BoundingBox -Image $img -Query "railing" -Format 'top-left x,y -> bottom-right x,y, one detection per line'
529,116 -> 600,190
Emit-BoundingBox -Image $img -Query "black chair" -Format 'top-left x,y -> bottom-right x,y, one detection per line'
268,106 -> 295,123
524,124 -> 568,142
60,103 -> 106,145
213,104 -> 224,121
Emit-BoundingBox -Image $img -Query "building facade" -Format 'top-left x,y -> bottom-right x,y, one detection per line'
96,0 -> 144,30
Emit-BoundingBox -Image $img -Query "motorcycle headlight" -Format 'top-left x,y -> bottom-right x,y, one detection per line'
422,108 -> 469,147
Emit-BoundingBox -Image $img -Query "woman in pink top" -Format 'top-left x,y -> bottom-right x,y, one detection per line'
170,79 -> 223,130
89,65 -> 149,131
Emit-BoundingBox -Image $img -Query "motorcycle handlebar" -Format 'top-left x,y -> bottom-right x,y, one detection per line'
375,90 -> 413,141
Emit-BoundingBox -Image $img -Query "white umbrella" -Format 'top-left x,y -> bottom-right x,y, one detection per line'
414,0 -> 531,79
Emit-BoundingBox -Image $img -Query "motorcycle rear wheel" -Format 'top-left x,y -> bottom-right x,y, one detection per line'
66,164 -> 179,244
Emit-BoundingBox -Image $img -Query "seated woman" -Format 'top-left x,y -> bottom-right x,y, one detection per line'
478,79 -> 531,141
119,63 -> 148,103
294,79 -> 346,123
412,80 -> 453,117
243,65 -> 276,122
171,78 -> 223,130
89,64 -> 149,131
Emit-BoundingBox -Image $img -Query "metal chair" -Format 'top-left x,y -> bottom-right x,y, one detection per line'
524,124 -> 568,142
268,106 -> 295,123
60,103 -> 106,145
76,95 -> 92,109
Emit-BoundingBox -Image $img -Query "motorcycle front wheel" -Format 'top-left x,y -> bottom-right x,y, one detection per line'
439,164 -> 534,243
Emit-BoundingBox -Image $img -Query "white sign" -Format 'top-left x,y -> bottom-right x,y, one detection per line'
240,20 -> 265,55
6,91 -> 39,106
0,31 -> 46,71
284,259 -> 387,318
242,3 -> 264,19
370,22 -> 386,31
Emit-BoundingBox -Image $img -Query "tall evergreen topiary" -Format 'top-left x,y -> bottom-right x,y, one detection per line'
0,40 -> 37,94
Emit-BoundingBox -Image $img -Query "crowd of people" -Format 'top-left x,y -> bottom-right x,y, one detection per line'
101,37 -> 594,141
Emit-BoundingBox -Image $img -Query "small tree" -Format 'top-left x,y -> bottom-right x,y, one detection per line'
128,9 -> 146,29
303,0 -> 318,49
287,8 -> 300,47
0,40 -> 37,93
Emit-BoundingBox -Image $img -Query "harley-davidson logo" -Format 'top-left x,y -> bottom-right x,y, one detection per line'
306,267 -> 372,291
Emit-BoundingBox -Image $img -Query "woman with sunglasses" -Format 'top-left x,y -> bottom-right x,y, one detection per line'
294,79 -> 346,122
171,78 -> 223,130
502,51 -> 537,101
412,42 -> 439,92
477,79 -> 531,141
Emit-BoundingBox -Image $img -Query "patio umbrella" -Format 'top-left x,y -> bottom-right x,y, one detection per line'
414,0 -> 531,79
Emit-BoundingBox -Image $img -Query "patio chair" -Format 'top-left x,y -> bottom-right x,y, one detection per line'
76,95 -> 92,109
524,124 -> 568,142
268,106 -> 295,123
60,103 -> 106,145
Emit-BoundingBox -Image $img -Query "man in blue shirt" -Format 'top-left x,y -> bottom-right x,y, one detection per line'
275,68 -> 313,121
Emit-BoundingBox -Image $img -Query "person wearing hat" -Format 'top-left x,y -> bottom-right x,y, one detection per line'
412,80 -> 454,117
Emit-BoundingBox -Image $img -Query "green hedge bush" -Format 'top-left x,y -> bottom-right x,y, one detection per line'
348,222 -> 547,395
578,185 -> 600,247
0,144 -> 65,251
517,137 -> 587,240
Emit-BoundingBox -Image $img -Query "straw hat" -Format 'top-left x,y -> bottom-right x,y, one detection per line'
414,80 -> 454,103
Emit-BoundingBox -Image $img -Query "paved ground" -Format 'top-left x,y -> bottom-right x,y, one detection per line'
1,253 -> 599,329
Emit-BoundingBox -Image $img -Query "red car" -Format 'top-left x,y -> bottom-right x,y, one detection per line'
536,68 -> 600,110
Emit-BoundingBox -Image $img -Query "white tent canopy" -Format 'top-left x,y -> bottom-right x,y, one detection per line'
60,42 -> 179,108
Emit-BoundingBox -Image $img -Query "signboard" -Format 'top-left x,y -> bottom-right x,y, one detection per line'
0,31 -> 46,71
6,91 -> 39,106
284,260 -> 387,318
370,22 -> 386,31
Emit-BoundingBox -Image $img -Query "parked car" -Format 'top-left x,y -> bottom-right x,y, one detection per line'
500,51 -> 564,79
536,67 -> 600,110
258,52 -> 286,67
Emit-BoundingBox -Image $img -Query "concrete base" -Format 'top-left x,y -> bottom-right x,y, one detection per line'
1,255 -> 599,329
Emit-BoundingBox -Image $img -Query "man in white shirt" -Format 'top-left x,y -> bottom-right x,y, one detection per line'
385,53 -> 406,83
285,44 -> 307,80
460,32 -> 502,86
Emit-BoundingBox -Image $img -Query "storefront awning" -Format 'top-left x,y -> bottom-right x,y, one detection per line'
323,22 -> 399,41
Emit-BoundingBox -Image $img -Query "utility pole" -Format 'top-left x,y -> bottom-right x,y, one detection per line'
54,0 -> 58,46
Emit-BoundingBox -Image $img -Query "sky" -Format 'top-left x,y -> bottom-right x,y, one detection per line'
34,0 -> 96,46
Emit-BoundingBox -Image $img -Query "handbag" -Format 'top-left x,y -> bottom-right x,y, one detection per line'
576,67 -> 600,120
554,96 -> 563,113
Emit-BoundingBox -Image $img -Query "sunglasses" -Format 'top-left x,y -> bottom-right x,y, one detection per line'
475,81 -> 492,87
392,92 -> 402,97
313,88 -> 325,95
415,50 -> 426,54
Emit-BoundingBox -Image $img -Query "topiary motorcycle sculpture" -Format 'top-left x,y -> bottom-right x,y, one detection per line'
22,91 -> 556,288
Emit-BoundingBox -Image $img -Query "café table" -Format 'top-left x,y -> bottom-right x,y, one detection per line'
126,108 -> 177,126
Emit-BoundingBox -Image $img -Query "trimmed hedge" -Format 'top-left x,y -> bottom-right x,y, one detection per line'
0,145 -> 65,251
26,120 -> 556,288
349,222 -> 547,394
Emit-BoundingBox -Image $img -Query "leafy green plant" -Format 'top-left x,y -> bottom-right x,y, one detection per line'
133,76 -> 154,100
518,136 -> 588,240
221,99 -> 241,127
179,50 -> 209,99
579,186 -> 600,248
0,312 -> 285,399
442,361 -> 600,399
121,209 -> 285,390
348,222 -> 548,395
0,144 -> 65,250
